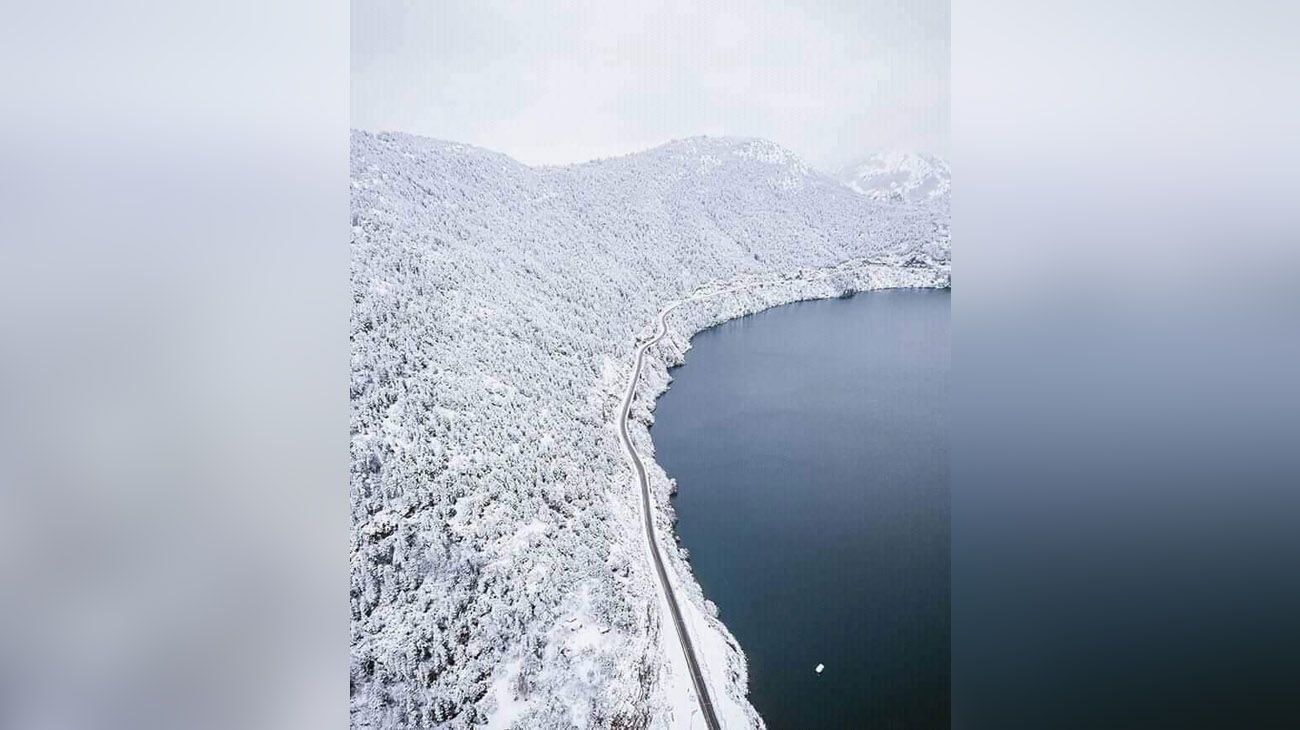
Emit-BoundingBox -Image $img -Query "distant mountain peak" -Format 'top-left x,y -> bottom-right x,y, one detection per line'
837,151 -> 949,203
652,135 -> 806,166
608,135 -> 819,191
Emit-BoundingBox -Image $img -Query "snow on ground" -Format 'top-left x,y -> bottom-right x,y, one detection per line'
350,131 -> 948,728
485,659 -> 527,730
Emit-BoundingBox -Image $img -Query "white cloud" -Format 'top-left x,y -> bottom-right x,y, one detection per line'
351,0 -> 948,169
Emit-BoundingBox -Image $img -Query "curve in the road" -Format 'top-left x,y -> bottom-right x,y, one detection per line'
618,301 -> 721,730
618,269 -> 851,729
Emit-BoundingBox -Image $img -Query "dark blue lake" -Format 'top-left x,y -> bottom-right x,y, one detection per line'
654,288 -> 950,729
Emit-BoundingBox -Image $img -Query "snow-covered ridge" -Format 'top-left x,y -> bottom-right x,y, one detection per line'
350,130 -> 949,728
837,151 -> 950,203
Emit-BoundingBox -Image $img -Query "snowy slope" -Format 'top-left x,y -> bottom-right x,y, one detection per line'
837,151 -> 950,203
350,132 -> 949,728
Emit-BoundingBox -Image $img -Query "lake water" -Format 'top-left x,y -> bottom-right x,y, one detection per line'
654,288 -> 950,728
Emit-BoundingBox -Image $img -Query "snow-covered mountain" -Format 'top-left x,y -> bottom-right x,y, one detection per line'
350,132 -> 948,728
837,151 -> 950,203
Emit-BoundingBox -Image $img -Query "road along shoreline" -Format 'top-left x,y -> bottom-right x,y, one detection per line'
618,300 -> 720,730
615,255 -> 950,728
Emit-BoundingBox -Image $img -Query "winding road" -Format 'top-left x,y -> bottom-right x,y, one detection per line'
616,263 -> 884,728
617,300 -> 721,730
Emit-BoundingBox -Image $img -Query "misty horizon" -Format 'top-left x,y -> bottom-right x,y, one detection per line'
352,0 -> 948,170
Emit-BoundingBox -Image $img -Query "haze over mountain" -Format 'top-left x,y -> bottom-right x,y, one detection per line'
837,151 -> 950,204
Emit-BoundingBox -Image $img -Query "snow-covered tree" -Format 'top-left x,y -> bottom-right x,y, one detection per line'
350,132 -> 949,728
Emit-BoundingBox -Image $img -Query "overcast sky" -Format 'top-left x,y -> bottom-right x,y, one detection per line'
352,0 -> 948,171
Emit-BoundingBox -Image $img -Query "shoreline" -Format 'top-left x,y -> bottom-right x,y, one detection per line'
618,254 -> 950,727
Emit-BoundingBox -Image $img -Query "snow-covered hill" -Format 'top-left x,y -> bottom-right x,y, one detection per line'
837,151 -> 950,203
350,132 -> 949,728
